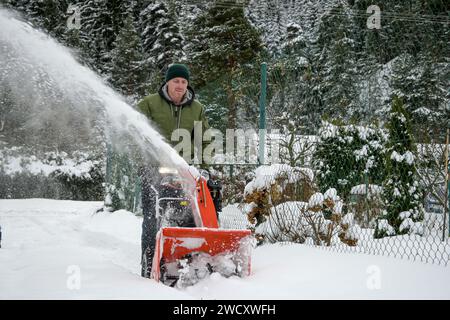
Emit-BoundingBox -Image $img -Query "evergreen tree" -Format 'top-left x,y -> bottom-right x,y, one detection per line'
25,0 -> 66,39
139,0 -> 184,92
186,0 -> 263,130
153,3 -> 184,64
110,13 -> 146,98
2,0 -> 28,12
272,21 -> 323,135
316,4 -> 360,122
374,97 -> 424,239
109,0 -> 138,37
79,0 -> 114,75
246,0 -> 284,53
391,54 -> 448,142
139,1 -> 161,55
313,120 -> 388,202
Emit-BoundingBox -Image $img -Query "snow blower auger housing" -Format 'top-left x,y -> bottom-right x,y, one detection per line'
151,167 -> 253,287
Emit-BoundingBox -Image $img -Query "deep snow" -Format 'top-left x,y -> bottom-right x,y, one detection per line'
0,199 -> 449,300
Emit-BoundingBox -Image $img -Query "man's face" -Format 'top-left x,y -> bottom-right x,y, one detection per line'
167,77 -> 188,103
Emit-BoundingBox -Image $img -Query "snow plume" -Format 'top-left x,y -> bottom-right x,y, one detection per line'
0,9 -> 186,170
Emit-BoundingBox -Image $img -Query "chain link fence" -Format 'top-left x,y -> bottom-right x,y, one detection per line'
105,2 -> 449,266
216,57 -> 450,266
219,138 -> 449,266
221,2 -> 449,266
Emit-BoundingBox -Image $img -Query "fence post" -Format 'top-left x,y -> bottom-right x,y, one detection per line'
446,129 -> 450,238
365,173 -> 369,227
133,176 -> 141,214
105,143 -> 112,185
444,129 -> 450,236
258,62 -> 267,166
443,129 -> 449,241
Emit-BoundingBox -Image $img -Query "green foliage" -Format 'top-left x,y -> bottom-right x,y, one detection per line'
50,152 -> 105,200
2,0 -> 448,207
316,4 -> 360,121
110,13 -> 146,97
313,120 -> 388,202
374,97 -> 424,238
390,54 -> 449,142
186,0 -> 263,130
0,148 -> 105,200
104,145 -> 141,213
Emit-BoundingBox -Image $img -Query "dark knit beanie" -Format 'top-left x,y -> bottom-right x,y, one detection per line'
165,64 -> 190,83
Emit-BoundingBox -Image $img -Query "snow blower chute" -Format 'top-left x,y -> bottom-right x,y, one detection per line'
150,167 -> 253,287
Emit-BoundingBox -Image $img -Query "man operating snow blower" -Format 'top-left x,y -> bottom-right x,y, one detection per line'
137,64 -> 252,286
137,64 -> 218,279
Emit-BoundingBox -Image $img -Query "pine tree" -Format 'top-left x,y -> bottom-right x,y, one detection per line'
139,0 -> 184,91
273,20 -> 323,135
110,13 -> 146,98
150,1 -> 184,86
313,120 -> 388,202
374,96 -> 424,239
3,0 -> 28,11
139,1 -> 161,55
186,0 -> 263,130
391,54 -> 448,142
246,0 -> 284,53
316,4 -> 360,122
79,0 -> 114,75
25,0 -> 66,39
109,0 -> 138,38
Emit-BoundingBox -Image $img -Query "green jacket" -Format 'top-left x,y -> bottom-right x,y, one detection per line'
137,84 -> 210,163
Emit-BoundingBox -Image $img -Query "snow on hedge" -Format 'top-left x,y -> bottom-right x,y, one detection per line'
350,184 -> 383,195
0,147 -> 99,179
243,164 -> 314,196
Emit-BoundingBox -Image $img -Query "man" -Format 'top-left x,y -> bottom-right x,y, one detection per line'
137,63 -> 210,278
137,63 -> 210,157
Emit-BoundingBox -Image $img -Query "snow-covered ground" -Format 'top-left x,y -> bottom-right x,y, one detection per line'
1,199 -> 449,300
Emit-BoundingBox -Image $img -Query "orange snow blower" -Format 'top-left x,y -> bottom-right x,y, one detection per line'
150,168 -> 253,286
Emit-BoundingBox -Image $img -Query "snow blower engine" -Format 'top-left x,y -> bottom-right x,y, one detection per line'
149,166 -> 253,287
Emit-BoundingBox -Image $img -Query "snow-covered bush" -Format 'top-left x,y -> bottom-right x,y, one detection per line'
50,150 -> 104,200
0,147 -> 104,200
104,148 -> 141,213
313,121 -> 388,202
348,184 -> 383,228
416,142 -> 448,215
243,164 -> 315,229
255,188 -> 360,246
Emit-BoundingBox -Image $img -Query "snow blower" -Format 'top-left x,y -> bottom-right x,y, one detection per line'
150,167 -> 253,287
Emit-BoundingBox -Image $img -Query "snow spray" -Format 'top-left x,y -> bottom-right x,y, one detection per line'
0,8 -> 187,171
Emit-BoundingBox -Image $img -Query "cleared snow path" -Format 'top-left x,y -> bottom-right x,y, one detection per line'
0,199 -> 449,299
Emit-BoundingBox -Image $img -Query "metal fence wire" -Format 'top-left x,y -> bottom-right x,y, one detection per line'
219,127 -> 450,267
